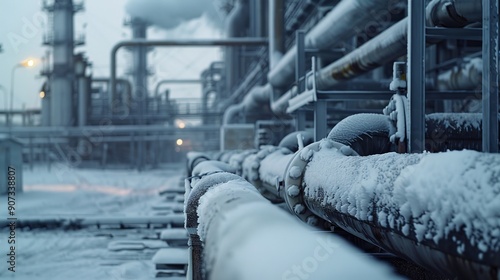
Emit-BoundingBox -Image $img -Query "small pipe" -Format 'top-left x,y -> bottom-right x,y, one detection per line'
437,58 -> 482,90
110,38 -> 268,114
154,79 -> 202,98
222,84 -> 272,124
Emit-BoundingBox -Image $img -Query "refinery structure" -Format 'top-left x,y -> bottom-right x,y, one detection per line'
0,0 -> 500,279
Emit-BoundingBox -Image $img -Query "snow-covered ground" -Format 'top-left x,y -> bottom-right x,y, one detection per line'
0,164 -> 186,280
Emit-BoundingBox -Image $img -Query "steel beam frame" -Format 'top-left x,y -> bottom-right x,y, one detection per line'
482,0 -> 499,153
408,0 -> 426,153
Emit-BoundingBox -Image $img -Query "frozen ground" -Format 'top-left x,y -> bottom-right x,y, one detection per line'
0,163 -> 186,280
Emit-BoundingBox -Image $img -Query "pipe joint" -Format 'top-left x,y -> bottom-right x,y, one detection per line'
282,140 -> 358,227
241,145 -> 283,202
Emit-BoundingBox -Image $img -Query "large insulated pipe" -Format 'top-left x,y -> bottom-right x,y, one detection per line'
268,0 -> 394,89
283,136 -> 500,278
312,0 -> 482,90
185,161 -> 400,280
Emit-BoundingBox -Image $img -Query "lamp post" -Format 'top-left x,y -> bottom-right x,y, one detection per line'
9,59 -> 36,134
0,85 -> 7,125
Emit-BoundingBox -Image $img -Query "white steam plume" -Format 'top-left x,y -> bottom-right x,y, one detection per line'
125,0 -> 222,30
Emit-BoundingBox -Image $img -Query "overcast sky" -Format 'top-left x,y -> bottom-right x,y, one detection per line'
0,0 -> 223,111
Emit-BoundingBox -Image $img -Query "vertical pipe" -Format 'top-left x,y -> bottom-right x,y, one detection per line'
129,18 -> 149,170
77,76 -> 88,127
224,0 -> 248,93
268,0 -> 285,69
482,0 -> 499,153
408,0 -> 426,153
295,30 -> 307,131
29,136 -> 33,170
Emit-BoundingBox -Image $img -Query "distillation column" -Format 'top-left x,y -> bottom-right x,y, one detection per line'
43,0 -> 83,126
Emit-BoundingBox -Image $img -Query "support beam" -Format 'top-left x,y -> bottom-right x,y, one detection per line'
314,101 -> 327,141
408,0 -> 426,153
482,0 -> 499,153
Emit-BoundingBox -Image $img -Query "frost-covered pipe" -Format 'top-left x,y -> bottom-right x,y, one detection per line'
268,0 -> 393,89
185,170 -> 242,280
437,58 -> 482,90
186,152 -> 211,176
312,0 -> 482,90
328,114 -> 394,155
187,165 -> 400,280
222,84 -> 272,124
284,137 -> 500,278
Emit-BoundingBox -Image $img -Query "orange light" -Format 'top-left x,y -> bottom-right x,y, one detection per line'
21,59 -> 36,68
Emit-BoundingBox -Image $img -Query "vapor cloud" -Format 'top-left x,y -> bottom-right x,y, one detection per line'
125,0 -> 222,30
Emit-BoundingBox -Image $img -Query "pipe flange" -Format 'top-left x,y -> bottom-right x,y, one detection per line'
283,140 -> 358,226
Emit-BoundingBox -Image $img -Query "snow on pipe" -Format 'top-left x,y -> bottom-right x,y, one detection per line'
184,161 -> 400,280
267,0 -> 393,89
437,57 -> 482,90
280,135 -> 500,278
311,0 -> 482,90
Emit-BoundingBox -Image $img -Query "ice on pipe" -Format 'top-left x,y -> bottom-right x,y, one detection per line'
304,143 -> 500,254
425,113 -> 484,132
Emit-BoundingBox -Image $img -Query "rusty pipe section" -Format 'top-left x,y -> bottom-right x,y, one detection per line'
280,136 -> 500,279
267,0 -> 394,89
312,0 -> 482,90
184,159 -> 399,280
